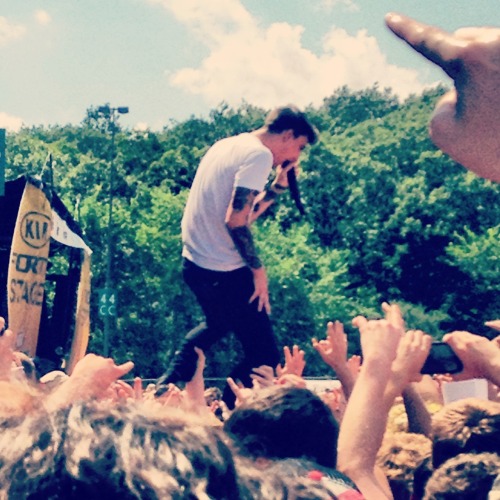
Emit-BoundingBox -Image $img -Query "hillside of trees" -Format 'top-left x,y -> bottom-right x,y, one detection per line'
4,85 -> 500,378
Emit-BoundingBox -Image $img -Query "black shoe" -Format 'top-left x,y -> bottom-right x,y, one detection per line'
154,351 -> 198,396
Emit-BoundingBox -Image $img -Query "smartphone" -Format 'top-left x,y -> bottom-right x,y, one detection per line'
420,342 -> 463,375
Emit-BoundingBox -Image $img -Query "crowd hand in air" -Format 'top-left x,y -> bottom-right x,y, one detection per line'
385,13 -> 500,182
386,329 -> 432,397
0,318 -> 16,381
226,377 -> 255,407
45,354 -> 134,411
312,320 -> 356,398
276,345 -> 306,378
184,347 -> 210,413
443,330 -> 500,385
155,383 -> 184,408
250,365 -> 275,389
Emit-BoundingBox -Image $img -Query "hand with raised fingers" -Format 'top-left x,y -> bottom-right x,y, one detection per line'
156,383 -> 184,408
385,13 -> 500,182
443,330 -> 500,385
226,377 -> 254,407
70,353 -> 134,397
352,302 -> 405,366
250,365 -> 275,389
389,329 -> 432,396
45,354 -> 134,411
276,345 -> 306,378
312,321 -> 348,372
185,347 -> 208,412
106,379 -> 135,401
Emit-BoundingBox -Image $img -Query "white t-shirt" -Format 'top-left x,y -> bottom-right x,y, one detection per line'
182,133 -> 273,271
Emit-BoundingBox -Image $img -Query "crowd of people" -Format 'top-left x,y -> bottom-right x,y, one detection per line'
0,305 -> 499,499
1,12 -> 499,500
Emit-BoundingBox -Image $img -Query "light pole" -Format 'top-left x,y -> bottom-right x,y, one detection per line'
97,105 -> 129,357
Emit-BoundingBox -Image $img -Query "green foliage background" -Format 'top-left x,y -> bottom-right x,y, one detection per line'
5,86 -> 500,378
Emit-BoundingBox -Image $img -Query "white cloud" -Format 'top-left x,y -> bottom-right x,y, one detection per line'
152,0 -> 435,110
0,16 -> 26,46
317,0 -> 360,13
34,10 -> 52,26
0,112 -> 24,132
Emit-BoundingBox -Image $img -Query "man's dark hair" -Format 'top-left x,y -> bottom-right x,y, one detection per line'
224,386 -> 338,468
264,105 -> 318,145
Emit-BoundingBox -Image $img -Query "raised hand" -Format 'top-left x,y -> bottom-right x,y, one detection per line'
352,302 -> 405,365
389,329 -> 432,395
46,353 -> 134,411
313,320 -> 356,398
385,13 -> 500,182
226,377 -> 254,407
185,347 -> 208,412
251,364 -> 275,389
276,345 -> 306,378
312,321 -> 348,372
443,330 -> 500,385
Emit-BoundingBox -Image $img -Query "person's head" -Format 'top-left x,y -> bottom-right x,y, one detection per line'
1,401 -> 242,499
423,452 -> 500,500
234,456 -> 344,499
224,385 -> 339,468
376,431 -> 432,500
431,398 -> 500,469
260,105 -> 318,166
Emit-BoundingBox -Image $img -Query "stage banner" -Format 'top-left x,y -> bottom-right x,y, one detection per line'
66,250 -> 91,374
7,181 -> 52,356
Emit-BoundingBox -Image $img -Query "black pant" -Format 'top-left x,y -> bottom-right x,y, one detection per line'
166,258 -> 280,407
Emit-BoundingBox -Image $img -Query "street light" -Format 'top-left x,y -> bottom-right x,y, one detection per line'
98,105 -> 129,357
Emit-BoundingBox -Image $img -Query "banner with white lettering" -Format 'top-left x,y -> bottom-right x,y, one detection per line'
67,250 -> 91,374
7,181 -> 52,356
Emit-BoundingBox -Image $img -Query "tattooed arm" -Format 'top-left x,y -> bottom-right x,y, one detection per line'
249,184 -> 285,223
249,162 -> 295,223
225,186 -> 271,313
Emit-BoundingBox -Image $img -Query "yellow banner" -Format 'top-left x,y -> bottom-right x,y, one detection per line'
7,181 -> 52,356
67,251 -> 91,374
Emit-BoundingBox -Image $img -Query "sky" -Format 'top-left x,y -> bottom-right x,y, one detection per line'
1,0 -> 499,132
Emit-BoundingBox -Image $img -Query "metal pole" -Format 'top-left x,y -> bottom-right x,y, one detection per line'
103,113 -> 116,357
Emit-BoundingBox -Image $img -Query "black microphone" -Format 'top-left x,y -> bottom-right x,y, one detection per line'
285,162 -> 306,216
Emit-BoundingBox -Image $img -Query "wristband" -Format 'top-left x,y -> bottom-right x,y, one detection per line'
272,182 -> 288,191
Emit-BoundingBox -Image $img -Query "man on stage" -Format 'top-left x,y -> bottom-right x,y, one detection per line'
157,105 -> 317,407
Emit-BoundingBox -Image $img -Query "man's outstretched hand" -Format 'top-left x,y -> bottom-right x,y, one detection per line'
385,13 -> 500,183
